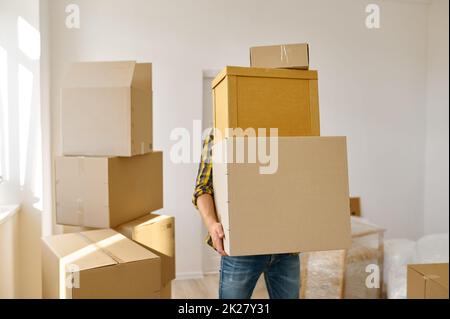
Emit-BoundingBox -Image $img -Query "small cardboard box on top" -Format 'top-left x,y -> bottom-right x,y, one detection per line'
212,136 -> 352,256
61,61 -> 153,157
41,229 -> 161,299
55,152 -> 163,229
250,43 -> 310,70
116,213 -> 175,287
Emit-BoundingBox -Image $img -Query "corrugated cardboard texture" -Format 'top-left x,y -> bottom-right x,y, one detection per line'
55,152 -> 163,228
116,214 -> 175,286
212,66 -> 320,139
407,263 -> 449,299
250,43 -> 309,69
213,137 -> 351,256
41,229 -> 161,299
61,61 -> 152,157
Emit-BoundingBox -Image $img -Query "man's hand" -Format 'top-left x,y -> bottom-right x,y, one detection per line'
208,222 -> 228,256
197,194 -> 228,257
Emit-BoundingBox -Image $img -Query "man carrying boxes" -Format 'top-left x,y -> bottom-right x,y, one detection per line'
193,44 -> 352,299
42,61 -> 175,299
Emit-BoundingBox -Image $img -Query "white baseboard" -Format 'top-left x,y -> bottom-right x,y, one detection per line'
175,270 -> 220,281
175,272 -> 204,281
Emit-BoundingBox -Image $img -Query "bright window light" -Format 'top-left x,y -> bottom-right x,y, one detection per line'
17,16 -> 41,61
18,64 -> 33,188
32,124 -> 43,210
0,46 -> 8,181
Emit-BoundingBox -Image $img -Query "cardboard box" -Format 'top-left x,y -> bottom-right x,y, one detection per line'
61,61 -> 153,157
116,214 -> 175,286
212,66 -> 320,139
350,197 -> 361,217
213,137 -> 351,256
407,263 -> 449,299
55,152 -> 163,228
161,281 -> 172,299
250,43 -> 309,69
42,229 -> 161,299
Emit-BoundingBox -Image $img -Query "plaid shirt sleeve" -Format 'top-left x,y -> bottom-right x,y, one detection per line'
192,132 -> 214,209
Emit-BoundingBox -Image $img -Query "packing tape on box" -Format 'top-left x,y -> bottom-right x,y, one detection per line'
280,45 -> 289,62
77,232 -> 124,264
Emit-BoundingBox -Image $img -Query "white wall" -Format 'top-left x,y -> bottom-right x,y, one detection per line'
423,0 -> 449,235
0,0 -> 43,297
47,0 -> 432,277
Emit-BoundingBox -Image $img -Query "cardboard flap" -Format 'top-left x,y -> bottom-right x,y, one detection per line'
80,229 -> 159,264
63,61 -> 137,88
42,233 -> 117,272
55,156 -> 110,227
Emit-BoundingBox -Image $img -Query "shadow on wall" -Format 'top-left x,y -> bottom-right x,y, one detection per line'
0,13 -> 43,298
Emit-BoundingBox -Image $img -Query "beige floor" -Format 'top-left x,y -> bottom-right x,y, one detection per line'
172,274 -> 270,299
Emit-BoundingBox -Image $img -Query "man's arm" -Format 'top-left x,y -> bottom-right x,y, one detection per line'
197,194 -> 227,256
192,132 -> 227,256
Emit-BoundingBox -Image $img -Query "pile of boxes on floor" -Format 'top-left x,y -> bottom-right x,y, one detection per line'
42,61 -> 175,299
211,43 -> 352,256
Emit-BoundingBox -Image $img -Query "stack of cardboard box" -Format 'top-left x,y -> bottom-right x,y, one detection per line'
41,61 -> 175,299
212,44 -> 352,256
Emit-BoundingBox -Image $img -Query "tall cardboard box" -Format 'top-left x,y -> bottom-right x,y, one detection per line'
213,137 -> 351,256
42,229 -> 161,299
212,66 -> 320,139
61,61 -> 153,157
407,263 -> 449,299
116,214 -> 175,286
250,43 -> 310,70
55,152 -> 163,228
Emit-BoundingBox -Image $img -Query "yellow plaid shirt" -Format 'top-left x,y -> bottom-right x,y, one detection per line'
192,132 -> 214,209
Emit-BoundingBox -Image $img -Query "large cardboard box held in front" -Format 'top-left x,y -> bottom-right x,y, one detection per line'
250,43 -> 310,69
61,61 -> 153,157
213,137 -> 351,256
55,152 -> 163,228
116,214 -> 175,286
42,229 -> 161,299
212,66 -> 320,139
407,263 -> 449,299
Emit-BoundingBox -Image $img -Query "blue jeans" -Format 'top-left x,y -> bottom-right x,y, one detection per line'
219,254 -> 300,299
